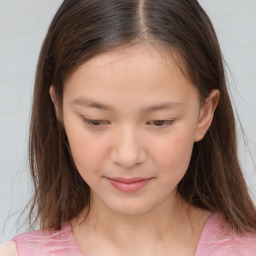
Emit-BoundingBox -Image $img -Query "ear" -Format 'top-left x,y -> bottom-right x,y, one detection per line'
49,85 -> 60,120
194,89 -> 220,142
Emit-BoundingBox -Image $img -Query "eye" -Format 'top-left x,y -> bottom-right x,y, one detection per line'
83,118 -> 110,126
146,120 -> 174,127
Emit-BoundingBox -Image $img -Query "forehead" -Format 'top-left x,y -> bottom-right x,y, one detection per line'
63,44 -> 199,108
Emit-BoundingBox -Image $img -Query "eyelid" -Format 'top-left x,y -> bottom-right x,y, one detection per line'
83,118 -> 110,126
146,120 -> 174,127
82,117 -> 174,128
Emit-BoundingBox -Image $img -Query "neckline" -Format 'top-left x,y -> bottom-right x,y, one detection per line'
67,212 -> 216,256
194,211 -> 216,255
63,222 -> 84,255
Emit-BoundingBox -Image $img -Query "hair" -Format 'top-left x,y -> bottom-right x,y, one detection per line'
27,0 -> 256,233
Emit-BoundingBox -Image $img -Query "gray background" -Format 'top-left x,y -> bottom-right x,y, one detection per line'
0,0 -> 255,243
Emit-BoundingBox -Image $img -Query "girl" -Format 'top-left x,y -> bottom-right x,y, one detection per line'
1,0 -> 256,255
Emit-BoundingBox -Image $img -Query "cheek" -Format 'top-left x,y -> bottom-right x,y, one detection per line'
151,127 -> 196,177
63,114 -> 107,177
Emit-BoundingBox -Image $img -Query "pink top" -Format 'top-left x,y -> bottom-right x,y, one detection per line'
11,213 -> 256,255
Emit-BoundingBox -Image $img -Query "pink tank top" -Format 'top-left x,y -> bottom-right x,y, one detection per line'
11,213 -> 256,255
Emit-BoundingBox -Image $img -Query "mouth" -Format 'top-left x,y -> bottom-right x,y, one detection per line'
105,177 -> 153,193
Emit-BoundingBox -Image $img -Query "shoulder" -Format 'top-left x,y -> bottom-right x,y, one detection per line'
234,231 -> 256,254
9,222 -> 80,255
196,213 -> 256,255
0,241 -> 18,256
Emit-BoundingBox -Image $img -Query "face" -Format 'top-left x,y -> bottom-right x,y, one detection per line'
54,45 -> 217,216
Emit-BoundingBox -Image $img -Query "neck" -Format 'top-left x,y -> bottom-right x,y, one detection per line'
74,191 -> 201,247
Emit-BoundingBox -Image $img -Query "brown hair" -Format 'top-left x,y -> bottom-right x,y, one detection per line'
28,0 -> 256,233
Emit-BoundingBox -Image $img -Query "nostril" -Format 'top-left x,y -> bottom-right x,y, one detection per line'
110,147 -> 147,168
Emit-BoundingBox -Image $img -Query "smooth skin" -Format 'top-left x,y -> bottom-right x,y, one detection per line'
0,242 -> 18,256
1,44 -> 219,255
55,44 -> 219,256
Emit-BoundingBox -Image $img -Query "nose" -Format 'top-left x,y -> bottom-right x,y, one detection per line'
110,126 -> 147,168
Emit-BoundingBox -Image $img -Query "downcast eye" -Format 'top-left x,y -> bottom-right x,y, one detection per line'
147,120 -> 174,127
83,119 -> 109,126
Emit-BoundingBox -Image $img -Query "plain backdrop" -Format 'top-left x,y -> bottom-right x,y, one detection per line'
0,0 -> 256,243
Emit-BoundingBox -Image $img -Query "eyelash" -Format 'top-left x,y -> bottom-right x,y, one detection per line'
83,119 -> 110,126
146,120 -> 174,127
83,118 -> 174,128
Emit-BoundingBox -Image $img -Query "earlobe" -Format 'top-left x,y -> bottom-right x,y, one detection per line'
194,89 -> 220,142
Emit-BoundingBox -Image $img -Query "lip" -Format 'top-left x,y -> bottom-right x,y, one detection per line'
106,177 -> 152,193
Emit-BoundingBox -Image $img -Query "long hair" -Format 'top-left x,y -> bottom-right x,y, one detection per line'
28,0 -> 256,232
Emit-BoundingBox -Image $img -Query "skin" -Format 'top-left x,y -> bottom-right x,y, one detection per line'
0,44 -> 219,256
0,242 -> 18,256
49,44 -> 219,256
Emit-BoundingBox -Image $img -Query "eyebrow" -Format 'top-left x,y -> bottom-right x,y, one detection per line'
71,97 -> 183,113
72,97 -> 112,111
